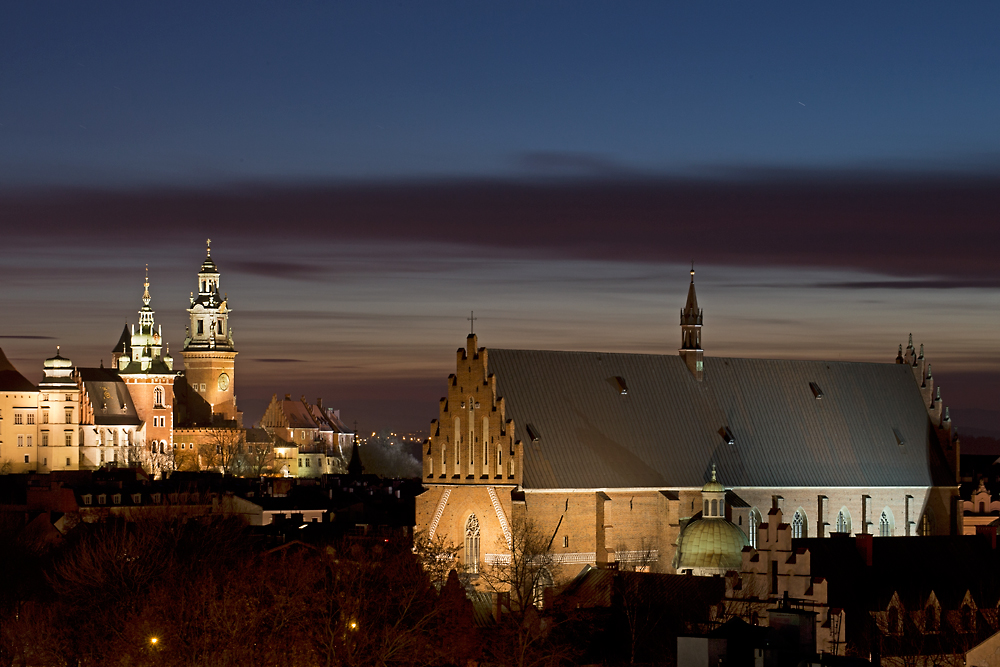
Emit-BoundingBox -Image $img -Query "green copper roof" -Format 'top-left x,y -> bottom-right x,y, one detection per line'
675,518 -> 749,572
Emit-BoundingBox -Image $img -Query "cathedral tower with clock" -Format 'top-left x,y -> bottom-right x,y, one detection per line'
180,240 -> 240,426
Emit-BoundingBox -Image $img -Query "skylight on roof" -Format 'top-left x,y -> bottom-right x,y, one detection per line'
809,382 -> 824,399
613,376 -> 628,395
719,426 -> 735,445
526,423 -> 540,442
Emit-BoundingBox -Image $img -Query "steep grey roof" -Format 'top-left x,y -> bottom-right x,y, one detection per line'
0,348 -> 36,392
487,349 -> 954,490
78,367 -> 140,426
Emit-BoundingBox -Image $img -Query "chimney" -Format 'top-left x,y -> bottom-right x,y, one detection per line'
855,533 -> 873,567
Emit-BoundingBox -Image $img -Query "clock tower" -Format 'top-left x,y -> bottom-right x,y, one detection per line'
181,240 -> 240,425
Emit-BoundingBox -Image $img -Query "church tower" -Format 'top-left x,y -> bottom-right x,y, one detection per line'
115,268 -> 176,462
679,267 -> 704,380
181,240 -> 239,425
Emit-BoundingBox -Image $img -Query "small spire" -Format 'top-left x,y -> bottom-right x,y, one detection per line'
711,463 -> 717,482
926,364 -> 932,380
918,343 -> 924,360
907,333 -> 913,348
206,238 -> 212,257
690,261 -> 695,282
56,345 -> 60,356
895,344 -> 904,364
944,407 -> 951,422
142,265 -> 151,306
468,310 -> 477,335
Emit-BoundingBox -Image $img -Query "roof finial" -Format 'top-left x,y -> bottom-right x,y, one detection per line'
468,310 -> 477,335
690,261 -> 695,282
142,264 -> 151,306
711,463 -> 717,482
206,238 -> 212,257
56,345 -> 60,356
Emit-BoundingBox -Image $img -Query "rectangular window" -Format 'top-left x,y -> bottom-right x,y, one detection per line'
43,458 -> 47,466
65,457 -> 70,466
26,414 -> 34,425
197,320 -> 204,335
305,458 -> 310,467
26,436 -> 31,447
563,535 -> 569,548
65,432 -> 72,447
65,394 -> 72,402
14,413 -> 22,425
24,455 -> 29,464
17,435 -> 23,447
65,409 -> 72,423
42,432 -> 49,447
42,411 -> 49,424
298,458 -> 302,467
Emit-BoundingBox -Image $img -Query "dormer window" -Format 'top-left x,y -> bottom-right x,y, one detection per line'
97,494 -> 106,505
82,494 -> 92,506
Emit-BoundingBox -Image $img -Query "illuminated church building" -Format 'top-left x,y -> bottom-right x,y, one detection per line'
415,270 -> 961,578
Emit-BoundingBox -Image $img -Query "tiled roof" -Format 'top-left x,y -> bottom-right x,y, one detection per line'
487,349 -> 953,489
282,400 -> 318,429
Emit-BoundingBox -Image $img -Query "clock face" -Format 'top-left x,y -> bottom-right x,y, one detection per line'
218,373 -> 230,391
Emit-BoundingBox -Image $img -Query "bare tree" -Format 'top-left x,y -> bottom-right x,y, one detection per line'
479,515 -> 573,667
411,530 -> 463,591
241,433 -> 276,478
199,428 -> 245,474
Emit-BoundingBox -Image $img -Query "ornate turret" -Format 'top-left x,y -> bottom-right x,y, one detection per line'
117,268 -> 172,373
679,266 -> 704,380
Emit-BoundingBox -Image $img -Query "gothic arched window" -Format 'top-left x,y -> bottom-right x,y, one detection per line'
453,417 -> 461,474
465,515 -> 481,574
748,508 -> 761,548
792,510 -> 806,539
154,386 -> 164,408
533,567 -> 553,609
836,508 -> 851,534
879,510 -> 893,537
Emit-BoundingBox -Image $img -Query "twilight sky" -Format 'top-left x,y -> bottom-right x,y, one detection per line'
2,3 -> 1000,436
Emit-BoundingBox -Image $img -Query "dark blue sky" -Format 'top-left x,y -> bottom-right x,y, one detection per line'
4,3 -> 1000,186
3,4 -> 1000,436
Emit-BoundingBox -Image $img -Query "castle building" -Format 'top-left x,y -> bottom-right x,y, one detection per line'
260,394 -> 354,477
37,347 -> 81,472
75,366 -> 142,469
0,348 -> 40,473
415,270 -> 961,581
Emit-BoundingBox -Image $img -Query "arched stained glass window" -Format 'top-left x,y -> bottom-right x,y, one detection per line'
748,509 -> 761,548
792,510 -> 806,539
533,567 -> 553,609
465,515 -> 480,574
879,510 -> 892,537
836,509 -> 850,534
